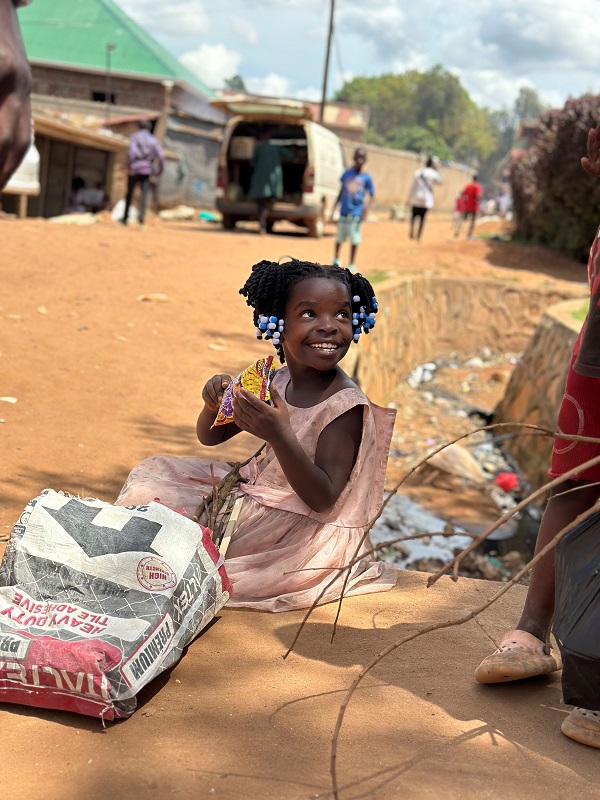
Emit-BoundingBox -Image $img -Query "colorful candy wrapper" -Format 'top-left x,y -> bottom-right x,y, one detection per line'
212,355 -> 276,427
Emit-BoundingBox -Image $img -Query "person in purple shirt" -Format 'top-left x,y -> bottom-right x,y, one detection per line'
330,147 -> 375,272
121,119 -> 164,228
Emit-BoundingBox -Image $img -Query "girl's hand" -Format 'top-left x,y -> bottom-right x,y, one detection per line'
582,126 -> 600,177
232,385 -> 290,441
202,374 -> 232,411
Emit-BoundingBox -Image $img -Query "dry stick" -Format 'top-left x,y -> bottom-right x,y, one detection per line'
427,450 -> 600,587
329,494 -> 600,800
328,424 -> 600,642
327,424 -> 555,641
191,444 -> 265,533
285,422 -> 554,658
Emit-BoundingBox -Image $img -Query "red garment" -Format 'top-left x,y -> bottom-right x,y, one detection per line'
455,193 -> 466,214
462,182 -> 481,213
550,228 -> 600,481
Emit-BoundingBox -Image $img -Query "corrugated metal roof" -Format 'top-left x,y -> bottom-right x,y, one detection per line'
18,0 -> 215,98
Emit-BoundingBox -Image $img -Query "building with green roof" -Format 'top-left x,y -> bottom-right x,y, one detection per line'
13,0 -> 226,216
19,0 -> 216,103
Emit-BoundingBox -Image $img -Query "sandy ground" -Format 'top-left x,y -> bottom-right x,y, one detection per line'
0,212 -> 597,799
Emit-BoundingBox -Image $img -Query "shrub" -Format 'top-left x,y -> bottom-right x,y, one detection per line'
511,94 -> 600,262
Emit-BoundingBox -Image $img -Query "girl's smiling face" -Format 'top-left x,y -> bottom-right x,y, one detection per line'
281,277 -> 353,371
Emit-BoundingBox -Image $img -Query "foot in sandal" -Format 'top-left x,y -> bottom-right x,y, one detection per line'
475,629 -> 562,684
561,707 -> 600,748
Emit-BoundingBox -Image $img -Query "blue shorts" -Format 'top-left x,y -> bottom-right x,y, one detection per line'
336,215 -> 362,246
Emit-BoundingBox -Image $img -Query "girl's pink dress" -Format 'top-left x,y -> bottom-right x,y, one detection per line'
115,368 -> 398,612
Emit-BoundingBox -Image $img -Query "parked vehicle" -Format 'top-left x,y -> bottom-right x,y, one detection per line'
211,95 -> 345,237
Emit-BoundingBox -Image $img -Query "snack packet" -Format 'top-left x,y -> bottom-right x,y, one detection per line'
212,355 -> 276,427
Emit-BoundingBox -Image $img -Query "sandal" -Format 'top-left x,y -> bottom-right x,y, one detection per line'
475,629 -> 562,684
561,707 -> 600,748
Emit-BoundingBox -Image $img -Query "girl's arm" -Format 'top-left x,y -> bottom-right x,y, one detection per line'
233,386 -> 362,513
196,374 -> 242,446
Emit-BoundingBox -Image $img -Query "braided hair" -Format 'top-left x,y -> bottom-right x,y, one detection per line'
239,259 -> 379,364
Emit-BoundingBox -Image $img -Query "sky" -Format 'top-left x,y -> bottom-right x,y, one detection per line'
118,0 -> 600,112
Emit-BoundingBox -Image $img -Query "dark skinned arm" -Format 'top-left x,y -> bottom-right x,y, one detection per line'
329,187 -> 343,223
196,373 -> 242,446
233,385 -> 363,513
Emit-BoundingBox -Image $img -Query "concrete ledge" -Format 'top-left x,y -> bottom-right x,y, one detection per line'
2,573 -> 597,799
495,298 -> 587,487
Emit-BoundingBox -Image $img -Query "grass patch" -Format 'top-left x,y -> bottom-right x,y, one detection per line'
477,232 -> 513,243
572,303 -> 589,322
366,269 -> 391,284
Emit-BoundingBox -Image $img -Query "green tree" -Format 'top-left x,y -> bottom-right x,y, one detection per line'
514,86 -> 547,124
335,66 -> 495,164
224,74 -> 246,91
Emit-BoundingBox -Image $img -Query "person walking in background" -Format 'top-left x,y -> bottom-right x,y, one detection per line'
452,189 -> 467,236
121,119 -> 164,228
0,0 -> 32,189
246,129 -> 291,235
454,174 -> 482,239
406,157 -> 442,241
330,147 -> 375,272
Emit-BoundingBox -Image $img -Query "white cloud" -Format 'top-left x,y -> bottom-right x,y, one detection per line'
245,73 -> 292,98
112,0 -> 600,113
119,0 -> 209,37
230,16 -> 258,46
180,44 -> 241,90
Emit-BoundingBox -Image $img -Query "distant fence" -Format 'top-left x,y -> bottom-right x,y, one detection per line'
340,139 -> 473,214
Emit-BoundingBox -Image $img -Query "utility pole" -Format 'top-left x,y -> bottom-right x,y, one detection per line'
319,0 -> 335,123
105,43 -> 116,124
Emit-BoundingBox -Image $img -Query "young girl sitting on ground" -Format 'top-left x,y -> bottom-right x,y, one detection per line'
115,259 -> 398,612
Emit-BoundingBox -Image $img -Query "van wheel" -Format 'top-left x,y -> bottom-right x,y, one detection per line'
222,215 -> 236,230
307,217 -> 323,238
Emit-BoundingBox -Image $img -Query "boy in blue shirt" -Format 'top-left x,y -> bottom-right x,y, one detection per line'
330,147 -> 375,272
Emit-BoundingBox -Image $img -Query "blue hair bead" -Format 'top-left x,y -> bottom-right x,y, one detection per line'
259,322 -> 268,331
269,316 -> 278,323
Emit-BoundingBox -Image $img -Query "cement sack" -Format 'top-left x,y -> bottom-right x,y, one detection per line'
0,489 -> 231,721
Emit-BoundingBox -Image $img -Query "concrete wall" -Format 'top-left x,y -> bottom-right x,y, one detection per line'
343,273 -> 584,408
340,139 -> 473,213
494,299 -> 586,488
341,275 -> 586,489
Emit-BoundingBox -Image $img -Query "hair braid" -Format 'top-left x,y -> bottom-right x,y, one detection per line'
239,259 -> 379,362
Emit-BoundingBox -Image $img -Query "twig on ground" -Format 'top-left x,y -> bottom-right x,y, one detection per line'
329,496 -> 600,799
285,422 -> 556,657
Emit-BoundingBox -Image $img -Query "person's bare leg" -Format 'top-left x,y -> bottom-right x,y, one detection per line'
467,212 -> 476,238
349,243 -> 358,266
257,202 -> 268,235
475,480 -> 600,683
516,480 -> 600,641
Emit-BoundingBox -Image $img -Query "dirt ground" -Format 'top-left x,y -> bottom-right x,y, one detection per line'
0,211 -> 596,799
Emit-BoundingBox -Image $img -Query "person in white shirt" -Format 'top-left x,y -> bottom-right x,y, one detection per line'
0,0 -> 32,188
405,157 -> 442,241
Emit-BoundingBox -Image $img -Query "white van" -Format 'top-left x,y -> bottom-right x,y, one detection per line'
211,95 -> 345,237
